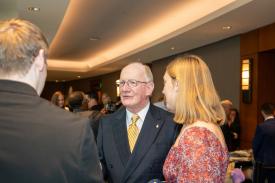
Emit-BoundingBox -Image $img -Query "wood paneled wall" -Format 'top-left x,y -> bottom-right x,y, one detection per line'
259,23 -> 275,52
240,22 -> 275,149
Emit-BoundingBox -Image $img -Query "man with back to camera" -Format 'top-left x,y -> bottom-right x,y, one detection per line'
253,103 -> 275,182
0,19 -> 103,183
97,62 -> 179,183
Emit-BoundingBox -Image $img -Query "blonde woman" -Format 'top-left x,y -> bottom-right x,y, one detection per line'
162,55 -> 229,182
51,91 -> 65,108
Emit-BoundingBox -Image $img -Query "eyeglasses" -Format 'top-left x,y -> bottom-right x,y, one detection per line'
116,79 -> 150,88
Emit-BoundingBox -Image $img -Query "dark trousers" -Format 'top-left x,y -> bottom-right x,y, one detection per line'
254,162 -> 275,183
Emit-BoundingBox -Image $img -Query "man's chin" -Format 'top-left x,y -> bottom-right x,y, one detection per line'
121,100 -> 136,107
121,101 -> 132,107
121,98 -> 132,103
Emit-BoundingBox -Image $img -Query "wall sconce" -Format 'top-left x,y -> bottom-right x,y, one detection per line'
116,80 -> 120,97
241,59 -> 252,103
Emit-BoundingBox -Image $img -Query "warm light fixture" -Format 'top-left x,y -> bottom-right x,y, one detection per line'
241,59 -> 252,103
241,59 -> 250,90
27,7 -> 40,12
116,80 -> 120,97
222,26 -> 232,30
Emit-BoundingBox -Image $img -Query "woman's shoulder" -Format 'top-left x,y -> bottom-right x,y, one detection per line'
183,121 -> 219,134
182,121 -> 227,148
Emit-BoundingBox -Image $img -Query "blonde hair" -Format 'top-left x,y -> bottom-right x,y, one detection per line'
0,19 -> 48,77
51,91 -> 64,106
221,99 -> 233,108
166,54 -> 225,125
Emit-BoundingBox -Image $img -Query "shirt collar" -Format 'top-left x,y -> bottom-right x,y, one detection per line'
265,115 -> 274,121
126,102 -> 150,129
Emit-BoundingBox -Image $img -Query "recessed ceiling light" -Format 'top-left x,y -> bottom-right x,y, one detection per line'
27,7 -> 40,12
77,76 -> 81,78
171,47 -> 175,50
222,26 -> 232,30
89,37 -> 100,41
55,80 -> 59,83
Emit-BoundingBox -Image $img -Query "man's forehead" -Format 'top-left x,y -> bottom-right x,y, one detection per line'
123,63 -> 143,71
120,64 -> 144,78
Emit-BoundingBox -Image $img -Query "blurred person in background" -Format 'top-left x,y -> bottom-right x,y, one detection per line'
253,103 -> 275,183
68,91 -> 103,141
87,91 -> 103,111
229,108 -> 241,150
51,91 -> 65,108
101,92 -> 116,114
67,91 -> 87,113
220,99 -> 238,151
221,99 -> 233,121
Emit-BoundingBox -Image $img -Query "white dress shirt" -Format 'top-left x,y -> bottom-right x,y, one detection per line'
126,103 -> 150,131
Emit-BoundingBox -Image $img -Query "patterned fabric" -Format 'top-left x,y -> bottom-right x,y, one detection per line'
127,114 -> 140,152
163,126 -> 229,183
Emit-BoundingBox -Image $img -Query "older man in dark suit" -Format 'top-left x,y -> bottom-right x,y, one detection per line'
0,19 -> 103,183
253,103 -> 275,182
97,62 -> 179,183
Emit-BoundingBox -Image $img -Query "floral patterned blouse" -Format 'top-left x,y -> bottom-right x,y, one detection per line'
163,126 -> 229,183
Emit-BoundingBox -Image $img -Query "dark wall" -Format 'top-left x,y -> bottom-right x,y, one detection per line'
100,71 -> 121,101
41,81 -> 66,101
43,71 -> 120,102
151,36 -> 240,105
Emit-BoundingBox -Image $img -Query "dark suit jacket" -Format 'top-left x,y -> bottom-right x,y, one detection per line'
0,80 -> 103,183
76,110 -> 103,142
97,104 -> 179,183
253,118 -> 275,166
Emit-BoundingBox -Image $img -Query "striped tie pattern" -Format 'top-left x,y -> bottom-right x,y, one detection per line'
128,114 -> 140,153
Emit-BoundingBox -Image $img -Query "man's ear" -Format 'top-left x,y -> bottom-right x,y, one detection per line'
146,82 -> 154,96
34,49 -> 46,71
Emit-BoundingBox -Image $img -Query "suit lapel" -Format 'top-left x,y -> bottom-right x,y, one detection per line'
112,109 -> 131,167
122,105 -> 164,182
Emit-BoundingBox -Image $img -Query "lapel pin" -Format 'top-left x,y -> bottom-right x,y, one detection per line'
156,124 -> 159,128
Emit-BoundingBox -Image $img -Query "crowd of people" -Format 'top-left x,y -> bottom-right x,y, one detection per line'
1,18 -> 275,183
50,90 -> 120,141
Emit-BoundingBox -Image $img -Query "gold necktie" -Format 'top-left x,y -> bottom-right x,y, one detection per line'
128,114 -> 140,153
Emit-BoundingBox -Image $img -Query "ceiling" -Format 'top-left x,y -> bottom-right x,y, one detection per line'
1,0 -> 275,81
